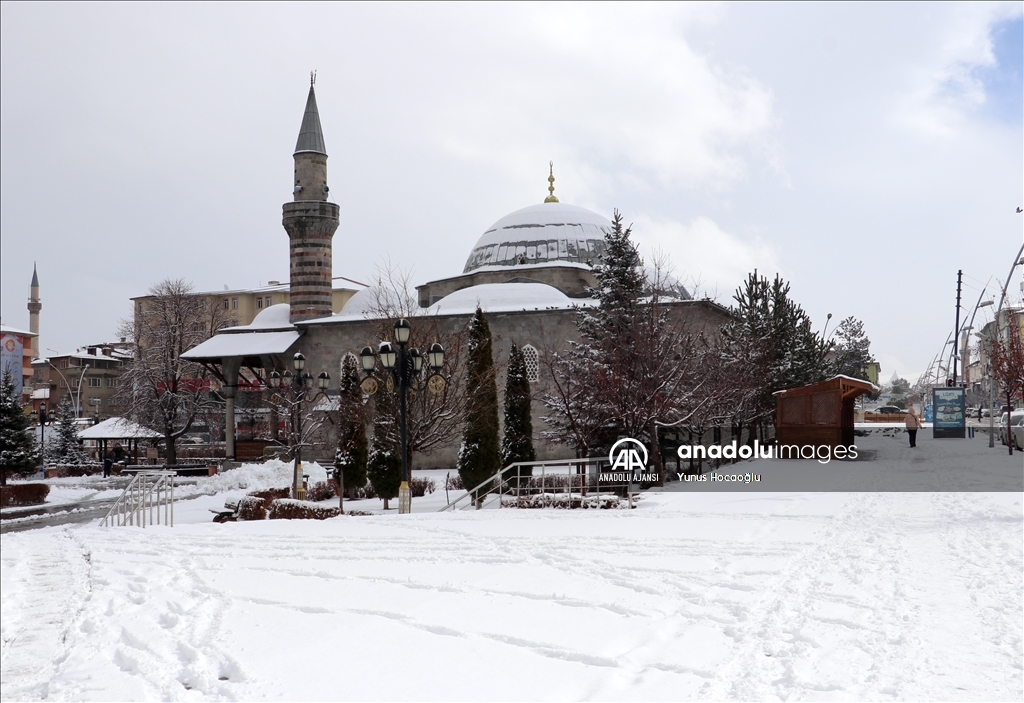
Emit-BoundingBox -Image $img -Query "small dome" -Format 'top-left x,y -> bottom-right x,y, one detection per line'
237,303 -> 293,330
429,282 -> 579,315
339,287 -> 380,316
464,203 -> 611,273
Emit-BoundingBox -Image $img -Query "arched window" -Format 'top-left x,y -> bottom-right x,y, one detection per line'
522,344 -> 539,383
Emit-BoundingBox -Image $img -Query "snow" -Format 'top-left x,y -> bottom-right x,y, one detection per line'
232,303 -> 293,331
470,202 -> 611,250
428,282 -> 592,316
180,330 -> 300,360
78,417 -> 162,440
1,433 -> 1021,701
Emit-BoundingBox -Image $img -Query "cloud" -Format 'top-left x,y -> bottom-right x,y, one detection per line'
630,215 -> 781,301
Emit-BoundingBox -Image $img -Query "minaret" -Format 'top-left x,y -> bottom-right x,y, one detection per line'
283,74 -> 340,322
27,263 -> 41,358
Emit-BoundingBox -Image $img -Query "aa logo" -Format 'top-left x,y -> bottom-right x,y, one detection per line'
608,438 -> 648,472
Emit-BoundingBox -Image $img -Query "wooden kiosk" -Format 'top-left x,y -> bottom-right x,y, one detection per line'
775,375 -> 877,450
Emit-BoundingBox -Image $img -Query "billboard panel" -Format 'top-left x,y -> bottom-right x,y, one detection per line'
932,387 -> 966,438
0,333 -> 24,399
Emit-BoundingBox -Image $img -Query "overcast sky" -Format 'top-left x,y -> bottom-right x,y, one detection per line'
2,2 -> 1022,382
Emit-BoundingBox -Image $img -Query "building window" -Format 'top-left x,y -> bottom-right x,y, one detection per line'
106,378 -> 117,387
223,299 -> 229,310
200,299 -> 207,310
232,298 -> 238,310
58,359 -> 69,369
522,344 -> 540,383
59,379 -> 68,388
88,377 -> 101,387
266,296 -> 272,307
257,297 -> 263,309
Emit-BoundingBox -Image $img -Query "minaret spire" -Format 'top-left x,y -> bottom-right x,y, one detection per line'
283,76 -> 339,323
544,161 -> 559,203
28,263 -> 41,360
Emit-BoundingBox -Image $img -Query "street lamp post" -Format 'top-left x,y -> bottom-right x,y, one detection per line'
48,361 -> 90,417
359,319 -> 445,514
268,352 -> 331,500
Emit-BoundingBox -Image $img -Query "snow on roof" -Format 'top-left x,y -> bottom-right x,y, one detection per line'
0,325 -> 36,337
181,330 -> 300,360
463,203 -> 612,274
224,303 -> 294,332
79,417 -> 162,440
428,283 -> 591,316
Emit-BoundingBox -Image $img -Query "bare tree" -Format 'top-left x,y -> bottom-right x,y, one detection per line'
364,262 -> 471,468
114,279 -> 234,465
987,318 -> 1024,455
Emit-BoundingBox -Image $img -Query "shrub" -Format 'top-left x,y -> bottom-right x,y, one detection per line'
305,480 -> 338,502
51,464 -> 104,478
409,477 -> 436,497
268,499 -> 341,520
444,474 -> 464,491
237,495 -> 267,520
1,483 -> 50,507
500,493 -> 628,509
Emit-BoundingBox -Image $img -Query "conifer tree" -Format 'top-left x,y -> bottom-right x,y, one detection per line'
831,316 -> 874,380
501,343 -> 535,482
47,397 -> 87,465
367,376 -> 401,509
0,368 -> 39,485
723,270 -> 831,426
335,355 -> 368,500
458,307 -> 500,495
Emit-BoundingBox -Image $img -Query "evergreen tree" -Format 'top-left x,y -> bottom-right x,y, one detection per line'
367,376 -> 401,509
501,343 -> 534,482
580,209 -> 645,344
458,307 -> 500,496
0,368 -> 39,485
335,355 -> 368,500
831,316 -> 874,380
722,270 -> 831,427
47,397 -> 87,465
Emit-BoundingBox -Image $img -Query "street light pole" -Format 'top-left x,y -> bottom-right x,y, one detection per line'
268,352 -> 331,500
360,320 -> 446,514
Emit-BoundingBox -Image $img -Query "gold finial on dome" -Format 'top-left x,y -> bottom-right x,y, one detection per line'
544,161 -> 559,203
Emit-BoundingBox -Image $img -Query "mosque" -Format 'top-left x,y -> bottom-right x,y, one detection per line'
183,80 -> 732,468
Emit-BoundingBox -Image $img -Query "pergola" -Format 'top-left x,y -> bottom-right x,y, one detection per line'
78,417 -> 163,464
180,308 -> 300,461
775,375 -> 878,450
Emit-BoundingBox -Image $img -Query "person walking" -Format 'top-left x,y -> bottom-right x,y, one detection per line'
905,408 -> 923,448
102,453 -> 113,478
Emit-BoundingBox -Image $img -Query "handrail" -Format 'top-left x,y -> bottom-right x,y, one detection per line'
439,458 -> 620,512
102,470 -> 176,527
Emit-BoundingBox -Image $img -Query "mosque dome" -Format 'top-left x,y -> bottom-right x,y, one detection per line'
463,202 -> 612,274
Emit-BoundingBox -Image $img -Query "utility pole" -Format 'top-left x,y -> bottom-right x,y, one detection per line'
952,270 -> 962,384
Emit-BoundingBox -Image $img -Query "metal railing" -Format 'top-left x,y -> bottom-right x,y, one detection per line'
102,470 -> 176,527
439,459 -> 634,512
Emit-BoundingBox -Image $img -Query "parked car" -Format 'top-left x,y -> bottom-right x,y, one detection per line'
1013,425 -> 1024,451
998,411 -> 1024,446
875,406 -> 905,415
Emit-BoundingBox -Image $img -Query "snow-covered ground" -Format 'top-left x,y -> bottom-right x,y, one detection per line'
1,433 -> 1021,701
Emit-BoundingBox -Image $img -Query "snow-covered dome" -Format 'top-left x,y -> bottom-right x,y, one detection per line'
463,203 -> 611,274
339,286 -> 380,316
429,282 -> 583,315
235,303 -> 293,330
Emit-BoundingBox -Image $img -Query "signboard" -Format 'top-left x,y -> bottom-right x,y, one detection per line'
932,387 -> 966,439
1,333 -> 24,399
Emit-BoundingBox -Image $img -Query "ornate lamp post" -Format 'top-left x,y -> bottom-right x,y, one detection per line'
360,319 -> 445,514
268,352 -> 331,499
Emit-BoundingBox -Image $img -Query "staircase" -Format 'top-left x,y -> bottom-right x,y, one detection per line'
102,470 -> 176,527
439,459 -> 629,512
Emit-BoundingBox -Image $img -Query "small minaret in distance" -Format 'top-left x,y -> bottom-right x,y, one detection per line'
27,263 -> 41,359
283,73 -> 340,322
